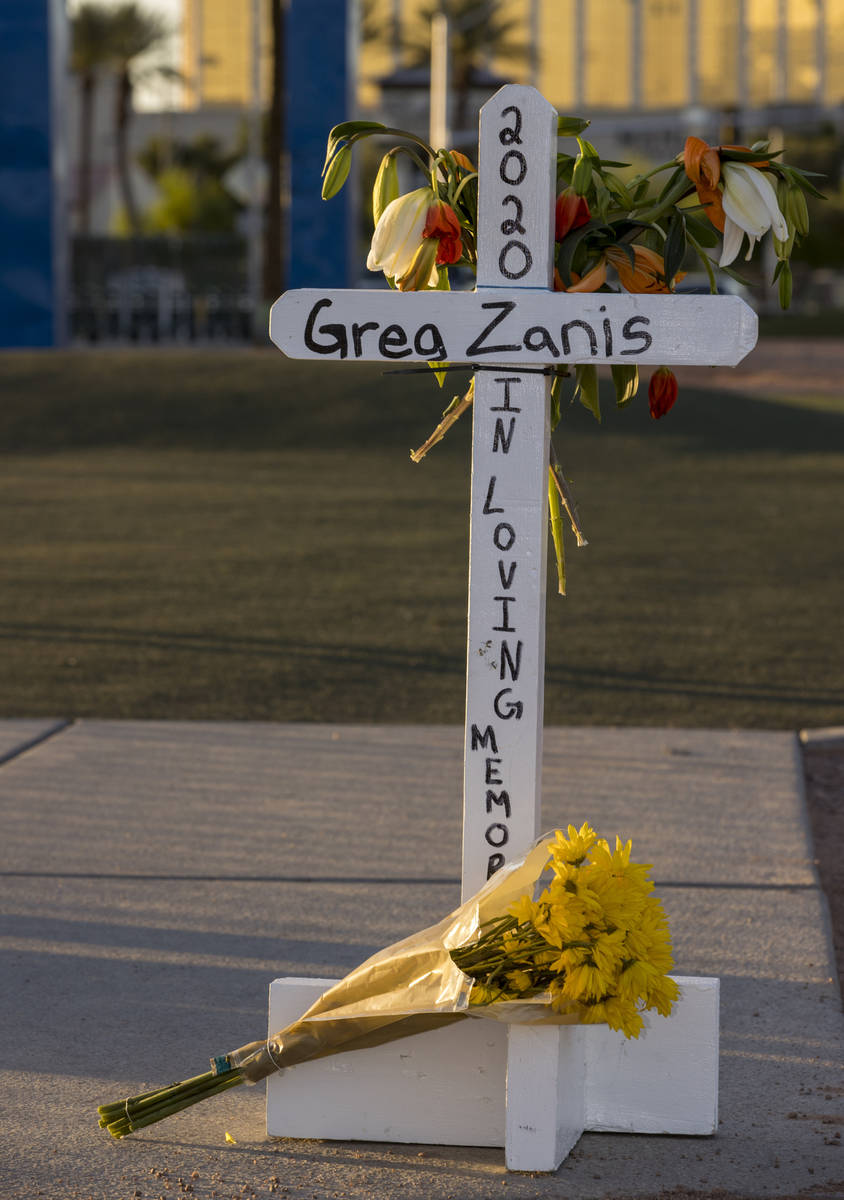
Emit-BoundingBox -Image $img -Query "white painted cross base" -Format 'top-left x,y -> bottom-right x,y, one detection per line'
266,975 -> 719,1172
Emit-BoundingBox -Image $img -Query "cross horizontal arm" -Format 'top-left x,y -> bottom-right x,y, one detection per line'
270,289 -> 758,367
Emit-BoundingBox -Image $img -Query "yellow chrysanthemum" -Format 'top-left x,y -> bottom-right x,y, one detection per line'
550,822 -> 598,866
645,973 -> 680,1017
506,969 -> 534,994
509,894 -> 538,926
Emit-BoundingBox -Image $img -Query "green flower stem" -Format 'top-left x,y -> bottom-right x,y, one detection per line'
99,1067 -> 245,1139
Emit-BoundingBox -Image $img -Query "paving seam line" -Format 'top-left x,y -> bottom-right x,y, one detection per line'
0,871 -> 822,890
0,718 -> 74,768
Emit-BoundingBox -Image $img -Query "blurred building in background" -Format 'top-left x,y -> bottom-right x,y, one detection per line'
60,0 -> 844,346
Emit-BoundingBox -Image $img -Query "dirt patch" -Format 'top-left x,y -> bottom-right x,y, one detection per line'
802,736 -> 844,996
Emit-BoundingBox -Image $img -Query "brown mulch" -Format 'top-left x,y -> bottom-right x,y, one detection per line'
802,739 -> 844,997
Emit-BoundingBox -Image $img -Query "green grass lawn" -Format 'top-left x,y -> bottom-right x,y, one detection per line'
0,347 -> 841,729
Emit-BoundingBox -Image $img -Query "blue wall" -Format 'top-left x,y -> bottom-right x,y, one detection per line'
0,0 -> 64,347
285,0 -> 352,289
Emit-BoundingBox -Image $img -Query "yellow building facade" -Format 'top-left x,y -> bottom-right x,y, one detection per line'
183,0 -> 844,114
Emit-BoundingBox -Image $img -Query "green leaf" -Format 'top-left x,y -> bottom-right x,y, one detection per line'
428,360 -> 449,387
683,212 -> 720,248
663,211 -> 686,283
556,218 -> 613,286
611,364 -> 639,408
719,146 -> 783,162
574,364 -> 600,423
718,261 -> 754,287
656,164 -> 685,204
603,171 -> 633,208
558,115 -> 590,136
686,230 -> 717,293
608,240 -> 635,270
632,179 -> 651,204
550,374 -> 562,430
778,259 -> 792,309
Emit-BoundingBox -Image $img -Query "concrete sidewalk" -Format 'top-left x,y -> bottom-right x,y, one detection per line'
0,720 -> 841,1200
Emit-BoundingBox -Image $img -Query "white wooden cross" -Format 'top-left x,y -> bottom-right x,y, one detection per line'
266,84 -> 753,1171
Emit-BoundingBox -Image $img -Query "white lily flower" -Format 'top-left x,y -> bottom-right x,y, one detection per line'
366,187 -> 438,287
719,162 -> 789,266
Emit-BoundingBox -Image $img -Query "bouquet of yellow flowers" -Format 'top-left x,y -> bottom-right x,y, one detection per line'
98,824 -> 678,1139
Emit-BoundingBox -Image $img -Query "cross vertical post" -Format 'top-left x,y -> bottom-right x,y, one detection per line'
461,86 -> 558,901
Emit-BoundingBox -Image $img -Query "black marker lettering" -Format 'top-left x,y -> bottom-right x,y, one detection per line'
466,301 -> 520,357
378,324 -> 412,358
499,104 -> 523,145
485,822 -> 509,848
483,476 -> 504,514
524,324 -> 559,357
500,149 -> 527,186
485,757 -> 503,785
498,560 -> 517,589
486,789 -> 512,818
351,320 -> 378,357
487,852 -> 506,878
493,595 -> 516,632
304,297 -> 347,358
470,724 -> 498,753
414,322 -> 447,361
499,240 -> 532,280
500,194 -> 526,236
621,315 -> 653,355
560,319 -> 598,357
492,417 -> 516,454
603,318 -> 613,356
490,377 -> 522,412
500,639 -> 523,682
494,687 -> 524,720
493,522 -> 516,551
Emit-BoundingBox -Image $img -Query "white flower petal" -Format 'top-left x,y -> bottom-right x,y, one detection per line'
368,188 -> 432,279
740,164 -> 789,241
721,164 -> 769,239
719,215 -> 745,267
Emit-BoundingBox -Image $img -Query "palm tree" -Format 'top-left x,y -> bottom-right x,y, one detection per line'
105,3 -> 171,235
70,4 -> 112,233
405,0 -> 531,134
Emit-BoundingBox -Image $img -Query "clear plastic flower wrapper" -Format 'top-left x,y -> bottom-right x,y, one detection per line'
98,825 -> 679,1138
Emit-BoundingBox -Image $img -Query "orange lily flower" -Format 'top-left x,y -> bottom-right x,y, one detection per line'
606,245 -> 681,294
423,199 -> 463,265
555,187 -> 591,241
682,136 -> 725,231
554,261 -> 607,292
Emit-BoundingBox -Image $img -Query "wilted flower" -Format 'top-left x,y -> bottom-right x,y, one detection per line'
648,366 -> 678,419
367,188 -> 463,290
